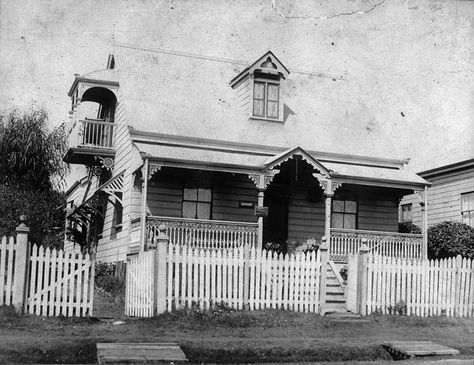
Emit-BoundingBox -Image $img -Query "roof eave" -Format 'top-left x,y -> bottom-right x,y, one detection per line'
419,158 -> 474,179
331,173 -> 431,190
67,76 -> 119,97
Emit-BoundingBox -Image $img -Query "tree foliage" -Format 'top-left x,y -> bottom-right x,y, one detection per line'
0,107 -> 68,248
428,221 -> 474,259
398,222 -> 422,234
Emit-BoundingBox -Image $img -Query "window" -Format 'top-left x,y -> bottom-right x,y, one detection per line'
113,193 -> 123,230
400,203 -> 412,223
332,200 -> 357,229
461,192 -> 474,227
253,80 -> 279,119
182,187 -> 212,220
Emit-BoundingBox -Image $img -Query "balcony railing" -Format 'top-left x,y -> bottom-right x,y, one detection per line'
146,216 -> 258,249
78,119 -> 114,149
330,228 -> 423,261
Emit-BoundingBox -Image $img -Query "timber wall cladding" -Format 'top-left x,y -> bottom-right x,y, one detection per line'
403,169 -> 474,228
96,95 -> 135,262
147,170 -> 258,223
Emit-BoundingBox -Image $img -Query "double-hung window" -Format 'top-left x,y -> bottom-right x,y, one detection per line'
461,192 -> 474,227
332,200 -> 358,229
182,187 -> 212,220
253,79 -> 279,119
400,203 -> 412,223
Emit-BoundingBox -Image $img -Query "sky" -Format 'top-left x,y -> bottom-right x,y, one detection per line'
0,0 -> 472,176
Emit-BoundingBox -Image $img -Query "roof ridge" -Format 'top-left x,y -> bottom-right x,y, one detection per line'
113,42 -> 248,66
113,42 -> 344,80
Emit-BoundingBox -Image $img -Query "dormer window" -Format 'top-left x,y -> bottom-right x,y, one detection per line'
253,79 -> 279,119
230,51 -> 290,123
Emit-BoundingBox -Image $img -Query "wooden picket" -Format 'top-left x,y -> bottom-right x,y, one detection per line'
126,245 -> 321,316
125,251 -> 155,317
26,244 -> 95,317
0,236 -> 16,306
363,254 -> 474,317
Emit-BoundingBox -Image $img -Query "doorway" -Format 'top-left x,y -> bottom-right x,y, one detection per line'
263,186 -> 289,251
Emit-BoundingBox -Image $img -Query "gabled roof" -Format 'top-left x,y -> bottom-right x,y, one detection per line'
110,43 -> 405,161
230,50 -> 290,87
264,146 -> 330,175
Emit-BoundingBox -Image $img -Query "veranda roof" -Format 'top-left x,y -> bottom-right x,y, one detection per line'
135,142 -> 428,188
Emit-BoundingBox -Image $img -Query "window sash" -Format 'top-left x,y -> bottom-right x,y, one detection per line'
331,200 -> 357,229
253,80 -> 279,119
461,192 -> 474,228
183,187 -> 212,219
400,204 -> 412,222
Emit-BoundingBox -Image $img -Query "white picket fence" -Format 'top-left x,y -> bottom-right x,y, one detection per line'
126,245 -> 321,316
125,251 -> 155,317
0,236 -> 16,306
363,254 -> 474,317
27,244 -> 95,317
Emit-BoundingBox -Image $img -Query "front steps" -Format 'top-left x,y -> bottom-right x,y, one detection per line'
324,261 -> 347,314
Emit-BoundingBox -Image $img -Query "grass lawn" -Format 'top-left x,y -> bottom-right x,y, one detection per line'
1,296 -> 474,364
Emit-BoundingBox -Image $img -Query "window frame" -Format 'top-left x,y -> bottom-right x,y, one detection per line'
182,186 -> 213,220
251,74 -> 282,121
331,199 -> 358,230
400,203 -> 413,223
461,191 -> 474,227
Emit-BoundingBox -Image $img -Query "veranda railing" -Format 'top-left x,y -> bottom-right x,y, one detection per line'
146,216 -> 258,249
330,228 -> 423,261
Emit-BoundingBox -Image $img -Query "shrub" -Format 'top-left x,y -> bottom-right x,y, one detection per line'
95,262 -> 125,302
398,222 -> 421,234
428,221 -> 474,259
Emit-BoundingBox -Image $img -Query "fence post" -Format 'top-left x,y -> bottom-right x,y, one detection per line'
155,224 -> 168,315
319,236 -> 328,315
454,254 -> 462,317
346,253 -> 359,313
358,240 -> 370,316
13,216 -> 30,313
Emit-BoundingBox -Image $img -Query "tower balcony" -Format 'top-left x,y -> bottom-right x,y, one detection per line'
63,118 -> 115,165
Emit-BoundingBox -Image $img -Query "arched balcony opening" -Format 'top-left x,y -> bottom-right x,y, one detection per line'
77,87 -> 117,150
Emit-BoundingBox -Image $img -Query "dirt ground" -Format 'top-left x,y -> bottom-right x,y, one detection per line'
1,293 -> 474,364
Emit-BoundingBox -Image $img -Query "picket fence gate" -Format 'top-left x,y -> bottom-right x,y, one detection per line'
27,244 -> 95,317
361,254 -> 474,317
126,244 -> 321,317
0,236 -> 16,306
0,220 -> 95,317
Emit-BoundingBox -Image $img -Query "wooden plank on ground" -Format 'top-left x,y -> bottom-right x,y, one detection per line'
97,342 -> 188,364
383,341 -> 460,359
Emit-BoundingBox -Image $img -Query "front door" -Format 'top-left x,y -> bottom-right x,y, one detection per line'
263,186 -> 289,251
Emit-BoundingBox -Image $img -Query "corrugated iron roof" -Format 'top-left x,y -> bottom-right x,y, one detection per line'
323,161 -> 427,186
135,142 -> 269,169
135,142 -> 427,186
82,69 -> 119,83
111,44 -> 404,160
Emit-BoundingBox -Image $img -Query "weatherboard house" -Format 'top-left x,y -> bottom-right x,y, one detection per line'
64,44 -> 429,266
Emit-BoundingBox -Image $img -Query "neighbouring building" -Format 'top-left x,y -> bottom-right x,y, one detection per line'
400,152 -> 474,229
63,43 -> 429,266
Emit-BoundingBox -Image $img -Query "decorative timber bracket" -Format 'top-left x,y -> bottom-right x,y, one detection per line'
415,189 -> 425,207
142,162 -> 162,181
313,173 -> 342,196
248,170 -> 278,190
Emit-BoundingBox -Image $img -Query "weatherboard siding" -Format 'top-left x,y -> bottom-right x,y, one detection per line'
287,185 -> 325,243
96,97 -> 137,263
401,169 -> 474,228
146,171 -> 258,223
